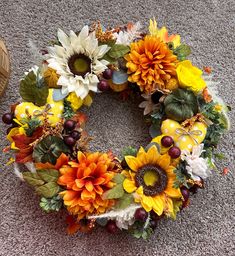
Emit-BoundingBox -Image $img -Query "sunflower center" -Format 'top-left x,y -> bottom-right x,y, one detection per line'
135,165 -> 168,196
68,53 -> 91,77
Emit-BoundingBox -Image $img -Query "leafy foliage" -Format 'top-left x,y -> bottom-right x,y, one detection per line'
103,44 -> 130,63
115,193 -> 134,209
129,217 -> 153,240
103,173 -> 125,199
168,200 -> 182,220
33,136 -> 70,165
173,44 -> 191,61
173,161 -> 190,189
122,146 -> 137,157
23,168 -> 61,198
21,117 -> 41,137
63,99 -> 75,119
40,195 -> 63,212
150,104 -> 165,138
198,97 -> 228,148
20,71 -> 49,106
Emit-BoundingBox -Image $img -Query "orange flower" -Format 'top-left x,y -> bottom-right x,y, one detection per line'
58,151 -> 117,220
125,35 -> 178,93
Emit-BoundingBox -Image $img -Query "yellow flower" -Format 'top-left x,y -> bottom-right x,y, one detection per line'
123,146 -> 181,216
176,60 -> 206,93
214,104 -> 223,112
66,92 -> 93,112
149,18 -> 181,48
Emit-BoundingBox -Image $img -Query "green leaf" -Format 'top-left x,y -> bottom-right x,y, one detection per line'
23,172 -> 45,187
122,146 -> 137,157
113,173 -> 125,184
108,44 -> 130,59
20,71 -> 49,106
115,193 -> 134,209
33,135 -> 70,165
63,99 -> 75,119
103,184 -> 124,199
39,195 -> 62,213
37,169 -> 59,182
169,200 -> 182,220
36,182 -> 60,198
173,44 -> 191,61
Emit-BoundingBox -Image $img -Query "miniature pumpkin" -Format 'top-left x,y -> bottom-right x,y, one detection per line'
164,88 -> 198,122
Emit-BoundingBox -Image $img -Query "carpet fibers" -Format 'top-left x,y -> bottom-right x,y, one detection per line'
0,0 -> 234,255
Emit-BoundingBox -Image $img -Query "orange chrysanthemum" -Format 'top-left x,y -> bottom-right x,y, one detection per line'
58,151 -> 117,220
125,35 -> 178,93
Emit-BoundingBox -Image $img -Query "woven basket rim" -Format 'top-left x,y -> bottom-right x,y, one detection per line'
0,39 -> 10,96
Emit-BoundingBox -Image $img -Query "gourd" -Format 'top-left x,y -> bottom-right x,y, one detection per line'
164,88 -> 198,122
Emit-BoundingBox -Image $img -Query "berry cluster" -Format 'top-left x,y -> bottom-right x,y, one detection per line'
63,120 -> 81,147
161,136 -> 181,159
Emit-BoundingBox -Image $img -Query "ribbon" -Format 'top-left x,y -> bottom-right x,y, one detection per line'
175,127 -> 202,145
33,104 -> 54,117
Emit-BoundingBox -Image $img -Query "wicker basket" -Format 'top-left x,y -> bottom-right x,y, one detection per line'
0,40 -> 10,96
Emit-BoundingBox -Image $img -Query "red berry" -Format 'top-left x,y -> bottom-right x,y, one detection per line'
103,69 -> 113,80
106,220 -> 119,234
149,219 -> 158,229
64,136 -> 76,146
150,211 -> 162,221
98,80 -> 110,91
134,208 -> 148,221
181,187 -> 190,201
168,146 -> 181,159
64,120 -> 76,131
2,113 -> 14,125
161,136 -> 174,147
70,130 -> 80,140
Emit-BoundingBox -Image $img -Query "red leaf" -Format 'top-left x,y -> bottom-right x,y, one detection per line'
12,127 -> 43,163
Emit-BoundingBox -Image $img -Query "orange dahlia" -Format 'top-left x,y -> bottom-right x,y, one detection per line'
58,151 -> 117,220
125,35 -> 178,93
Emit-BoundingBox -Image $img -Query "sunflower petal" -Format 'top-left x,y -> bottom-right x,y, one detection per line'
158,154 -> 171,169
125,156 -> 141,172
152,194 -> 164,215
123,179 -> 137,193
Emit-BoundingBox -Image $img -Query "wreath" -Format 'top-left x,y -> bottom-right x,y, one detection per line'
2,20 -> 230,239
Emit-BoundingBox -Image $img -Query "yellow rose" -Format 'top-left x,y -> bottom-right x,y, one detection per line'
176,60 -> 206,93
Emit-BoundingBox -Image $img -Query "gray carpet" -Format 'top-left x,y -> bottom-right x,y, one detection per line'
0,0 -> 235,255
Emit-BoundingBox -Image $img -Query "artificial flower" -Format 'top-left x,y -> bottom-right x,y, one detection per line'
47,26 -> 110,99
125,35 -> 178,93
114,22 -> 142,45
139,93 -> 160,115
149,18 -> 181,48
181,144 -> 210,181
176,60 -> 206,93
123,145 -> 181,216
58,151 -> 117,220
66,92 -> 93,112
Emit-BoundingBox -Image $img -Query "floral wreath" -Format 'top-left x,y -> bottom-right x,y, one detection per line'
2,19 -> 230,239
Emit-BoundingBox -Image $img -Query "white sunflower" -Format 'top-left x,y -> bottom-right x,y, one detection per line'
47,26 -> 110,99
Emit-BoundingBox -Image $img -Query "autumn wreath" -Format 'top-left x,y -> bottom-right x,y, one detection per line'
2,20 -> 230,239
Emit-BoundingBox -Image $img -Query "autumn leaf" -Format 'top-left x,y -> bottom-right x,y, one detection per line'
12,127 -> 43,163
35,153 -> 69,170
44,68 -> 60,88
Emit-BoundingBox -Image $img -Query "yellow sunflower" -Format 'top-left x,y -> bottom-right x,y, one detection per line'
123,145 -> 181,216
125,35 -> 178,93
